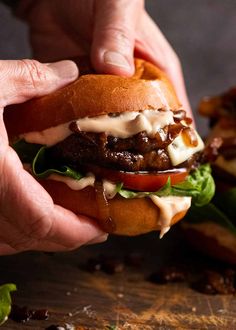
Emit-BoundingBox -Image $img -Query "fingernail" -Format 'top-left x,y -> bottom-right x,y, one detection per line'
86,234 -> 108,245
47,60 -> 79,80
103,51 -> 131,70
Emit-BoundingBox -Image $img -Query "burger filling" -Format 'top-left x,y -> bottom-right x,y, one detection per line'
14,108 -> 215,237
20,109 -> 204,172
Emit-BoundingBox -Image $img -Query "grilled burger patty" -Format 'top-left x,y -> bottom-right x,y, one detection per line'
46,126 -> 201,172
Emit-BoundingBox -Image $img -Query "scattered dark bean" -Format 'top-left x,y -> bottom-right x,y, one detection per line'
193,269 -> 236,295
148,266 -> 187,284
32,308 -> 49,320
45,323 -> 77,330
86,257 -> 102,272
85,255 -> 124,274
102,257 -> 124,274
10,305 -> 32,322
10,304 -> 49,323
45,326 -> 62,330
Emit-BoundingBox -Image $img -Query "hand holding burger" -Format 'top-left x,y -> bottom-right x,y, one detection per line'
16,0 -> 192,116
0,59 -> 107,255
4,58 -> 215,238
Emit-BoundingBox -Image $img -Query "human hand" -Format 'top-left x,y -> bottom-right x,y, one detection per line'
18,0 -> 192,117
0,59 -> 107,255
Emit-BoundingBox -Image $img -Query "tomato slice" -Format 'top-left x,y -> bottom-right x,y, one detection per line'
85,165 -> 188,192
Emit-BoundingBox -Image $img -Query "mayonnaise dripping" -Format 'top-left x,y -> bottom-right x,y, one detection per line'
20,109 -> 174,145
47,173 -> 191,238
150,195 -> 191,238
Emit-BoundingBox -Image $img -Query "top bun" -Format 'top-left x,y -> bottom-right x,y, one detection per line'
4,58 -> 181,137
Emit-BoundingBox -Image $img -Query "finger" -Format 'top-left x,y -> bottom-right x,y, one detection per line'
91,0 -> 143,76
0,205 -> 108,253
41,205 -> 108,250
32,232 -> 108,252
1,148 -> 107,252
135,12 -> 193,119
0,210 -> 107,254
0,59 -> 79,108
0,243 -> 17,255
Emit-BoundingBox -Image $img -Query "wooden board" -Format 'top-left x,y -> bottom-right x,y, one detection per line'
1,227 -> 236,330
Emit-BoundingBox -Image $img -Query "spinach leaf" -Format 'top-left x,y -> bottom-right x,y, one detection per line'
32,146 -> 82,180
0,283 -> 16,325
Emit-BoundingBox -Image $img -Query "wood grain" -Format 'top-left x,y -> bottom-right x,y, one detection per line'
0,228 -> 236,330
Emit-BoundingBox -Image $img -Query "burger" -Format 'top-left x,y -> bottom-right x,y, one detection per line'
183,88 -> 236,263
4,58 -> 214,237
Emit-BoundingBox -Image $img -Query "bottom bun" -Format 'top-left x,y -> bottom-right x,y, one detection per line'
40,179 -> 187,236
182,222 -> 236,264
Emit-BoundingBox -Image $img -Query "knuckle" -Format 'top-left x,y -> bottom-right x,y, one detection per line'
26,213 -> 53,241
18,211 -> 53,243
18,59 -> 48,90
10,236 -> 36,252
103,26 -> 133,50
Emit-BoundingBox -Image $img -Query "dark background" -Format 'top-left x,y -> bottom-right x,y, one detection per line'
0,0 -> 235,135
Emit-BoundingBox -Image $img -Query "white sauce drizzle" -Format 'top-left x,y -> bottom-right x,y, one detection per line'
21,122 -> 72,146
47,173 -> 191,237
102,180 -> 117,199
75,109 -> 175,138
49,173 -> 95,190
150,195 -> 191,238
21,109 -> 174,145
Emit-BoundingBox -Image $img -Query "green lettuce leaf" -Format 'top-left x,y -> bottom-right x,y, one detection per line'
32,146 -> 82,180
0,283 -> 16,325
13,140 -> 83,180
13,139 -> 42,163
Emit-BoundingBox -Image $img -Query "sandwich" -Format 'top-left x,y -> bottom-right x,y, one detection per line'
4,58 -> 214,237
183,88 -> 236,263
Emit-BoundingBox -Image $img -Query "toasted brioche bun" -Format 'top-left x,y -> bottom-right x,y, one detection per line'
5,57 -> 189,236
41,180 -> 187,236
182,222 -> 236,264
4,58 -> 180,138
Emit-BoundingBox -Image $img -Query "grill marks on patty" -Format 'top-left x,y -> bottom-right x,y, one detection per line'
48,132 -> 171,171
47,118 -> 199,172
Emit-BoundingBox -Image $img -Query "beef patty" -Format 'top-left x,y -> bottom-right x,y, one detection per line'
46,126 -> 200,172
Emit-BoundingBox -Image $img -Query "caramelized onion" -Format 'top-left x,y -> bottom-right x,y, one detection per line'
182,127 -> 198,147
94,181 -> 116,233
168,123 -> 185,141
183,117 -> 193,125
173,110 -> 186,122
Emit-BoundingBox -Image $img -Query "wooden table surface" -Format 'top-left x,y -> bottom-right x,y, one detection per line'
1,227 -> 236,330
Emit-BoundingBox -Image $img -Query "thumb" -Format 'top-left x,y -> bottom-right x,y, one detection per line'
0,59 -> 78,108
91,0 -> 143,76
